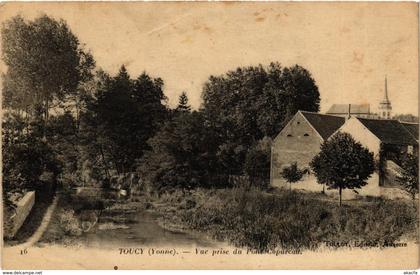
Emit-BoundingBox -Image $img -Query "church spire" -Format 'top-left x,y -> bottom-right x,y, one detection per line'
384,75 -> 389,102
378,75 -> 392,119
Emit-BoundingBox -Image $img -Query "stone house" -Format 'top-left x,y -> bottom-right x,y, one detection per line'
270,111 -> 345,188
271,111 -> 419,199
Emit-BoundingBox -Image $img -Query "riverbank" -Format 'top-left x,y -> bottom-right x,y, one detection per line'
143,187 -> 419,252
39,188 -> 225,249
37,186 -> 418,253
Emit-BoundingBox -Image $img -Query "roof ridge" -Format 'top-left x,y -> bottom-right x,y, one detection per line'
400,121 -> 419,125
356,117 -> 399,122
356,117 -> 417,145
330,103 -> 370,106
299,110 -> 344,118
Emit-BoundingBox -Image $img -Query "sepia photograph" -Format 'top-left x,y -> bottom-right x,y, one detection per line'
1,1 -> 419,270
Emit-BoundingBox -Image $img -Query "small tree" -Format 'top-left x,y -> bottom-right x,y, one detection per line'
310,132 -> 375,206
397,154 -> 418,204
175,91 -> 191,113
281,162 -> 306,190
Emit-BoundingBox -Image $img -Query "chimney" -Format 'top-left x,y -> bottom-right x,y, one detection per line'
347,104 -> 351,120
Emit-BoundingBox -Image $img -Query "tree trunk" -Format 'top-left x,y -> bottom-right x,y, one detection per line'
339,187 -> 342,207
42,99 -> 49,140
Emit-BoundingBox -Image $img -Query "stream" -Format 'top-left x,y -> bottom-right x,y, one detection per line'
72,188 -> 222,249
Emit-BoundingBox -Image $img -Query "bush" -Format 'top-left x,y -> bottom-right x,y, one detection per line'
244,138 -> 272,188
59,209 -> 82,236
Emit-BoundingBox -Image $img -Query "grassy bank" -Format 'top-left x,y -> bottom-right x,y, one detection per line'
147,187 -> 418,252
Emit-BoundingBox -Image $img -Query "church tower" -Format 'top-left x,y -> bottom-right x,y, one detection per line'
378,76 -> 392,119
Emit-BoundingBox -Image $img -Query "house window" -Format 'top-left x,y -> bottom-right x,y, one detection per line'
297,121 -> 300,125
303,133 -> 309,137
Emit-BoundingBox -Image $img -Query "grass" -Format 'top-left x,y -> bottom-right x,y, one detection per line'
149,187 -> 418,252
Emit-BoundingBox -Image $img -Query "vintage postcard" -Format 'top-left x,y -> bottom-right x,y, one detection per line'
1,1 -> 419,270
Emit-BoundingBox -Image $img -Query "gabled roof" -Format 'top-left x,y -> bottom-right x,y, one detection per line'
300,111 -> 346,140
326,104 -> 370,115
401,122 -> 419,141
356,118 -> 417,145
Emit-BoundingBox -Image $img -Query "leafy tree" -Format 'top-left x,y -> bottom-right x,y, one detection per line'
310,132 -> 375,206
393,114 -> 419,123
2,112 -> 61,194
1,15 -> 94,197
175,91 -> 191,113
1,15 -> 95,128
137,111 -> 218,190
201,62 -> 320,176
244,137 -> 272,187
81,66 -> 168,177
45,111 -> 80,186
397,154 -> 419,204
281,162 -> 306,190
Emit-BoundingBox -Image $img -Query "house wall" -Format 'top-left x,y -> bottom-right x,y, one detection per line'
338,117 -> 381,157
271,112 -> 323,188
275,172 -> 381,200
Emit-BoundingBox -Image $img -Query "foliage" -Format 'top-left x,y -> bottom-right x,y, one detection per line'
1,15 -> 94,123
393,114 -> 419,123
2,112 -> 61,194
175,91 -> 191,113
310,132 -> 375,206
397,154 -> 419,201
201,63 -> 320,175
281,162 -> 306,189
137,111 -> 219,190
81,66 -> 168,176
244,137 -> 272,187
1,15 -> 94,196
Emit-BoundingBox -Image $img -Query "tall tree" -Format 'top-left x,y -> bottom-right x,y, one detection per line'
137,111 -> 218,190
201,62 -> 320,175
310,132 -> 375,206
1,15 -> 95,126
81,66 -> 168,177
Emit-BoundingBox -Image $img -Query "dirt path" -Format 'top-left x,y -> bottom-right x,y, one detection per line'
13,196 -> 59,249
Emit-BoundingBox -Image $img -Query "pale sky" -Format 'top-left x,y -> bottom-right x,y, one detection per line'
0,2 -> 418,115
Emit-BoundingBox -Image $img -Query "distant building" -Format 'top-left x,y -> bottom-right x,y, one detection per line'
326,103 -> 372,118
326,77 -> 393,120
378,76 -> 392,119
